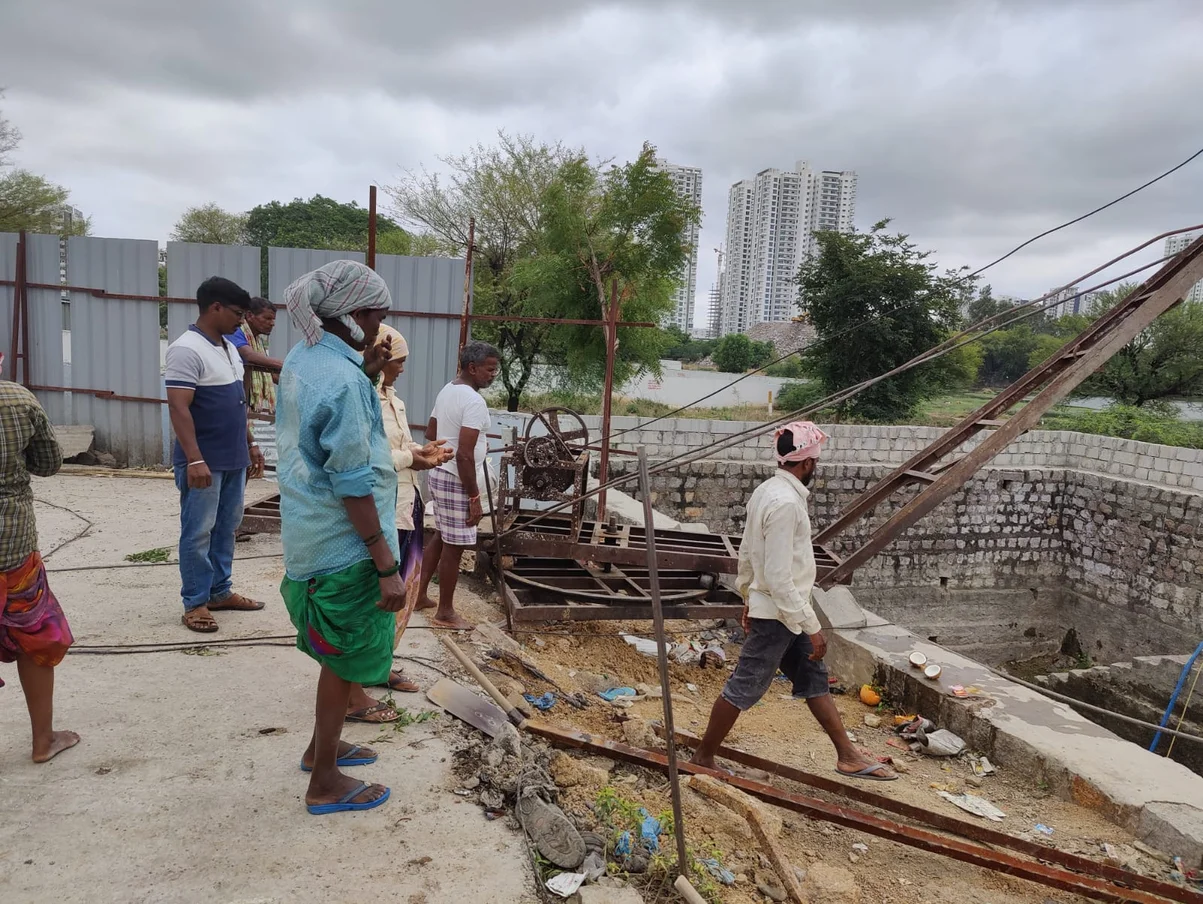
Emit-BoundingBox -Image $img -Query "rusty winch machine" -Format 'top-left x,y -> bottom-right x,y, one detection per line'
484,407 -> 846,626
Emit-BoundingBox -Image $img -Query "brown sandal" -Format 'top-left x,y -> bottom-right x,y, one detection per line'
377,671 -> 420,693
182,609 -> 218,633
208,593 -> 265,612
345,701 -> 401,724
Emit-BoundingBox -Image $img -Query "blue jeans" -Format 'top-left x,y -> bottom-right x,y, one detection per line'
174,467 -> 246,612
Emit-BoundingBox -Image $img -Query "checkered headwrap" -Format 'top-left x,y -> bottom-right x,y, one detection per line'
284,260 -> 392,347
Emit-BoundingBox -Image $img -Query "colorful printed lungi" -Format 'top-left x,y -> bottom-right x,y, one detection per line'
393,495 -> 425,647
280,558 -> 392,685
0,551 -> 74,688
427,468 -> 476,546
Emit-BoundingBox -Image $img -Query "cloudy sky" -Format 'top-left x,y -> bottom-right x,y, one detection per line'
3,0 -> 1201,323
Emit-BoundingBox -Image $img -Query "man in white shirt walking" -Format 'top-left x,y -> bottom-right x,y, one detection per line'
416,341 -> 501,630
691,421 -> 897,782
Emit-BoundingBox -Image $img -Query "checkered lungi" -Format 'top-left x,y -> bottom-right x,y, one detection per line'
426,468 -> 477,546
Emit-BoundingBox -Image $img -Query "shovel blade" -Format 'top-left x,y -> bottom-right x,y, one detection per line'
426,677 -> 507,738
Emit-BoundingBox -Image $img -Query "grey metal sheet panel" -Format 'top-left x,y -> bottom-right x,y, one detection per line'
165,242 -> 262,342
67,236 -> 162,465
25,234 -> 68,424
374,253 -> 464,426
0,233 -> 17,380
266,248 -> 365,359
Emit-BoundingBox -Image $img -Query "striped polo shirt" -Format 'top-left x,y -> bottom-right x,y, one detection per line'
165,326 -> 249,472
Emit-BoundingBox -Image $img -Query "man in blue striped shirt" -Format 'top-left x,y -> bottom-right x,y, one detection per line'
165,277 -> 266,633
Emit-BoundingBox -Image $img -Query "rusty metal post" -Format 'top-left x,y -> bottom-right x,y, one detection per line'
11,231 -> 30,386
597,277 -> 620,522
458,217 -> 476,355
367,185 -> 377,271
637,446 -> 689,878
8,233 -> 22,382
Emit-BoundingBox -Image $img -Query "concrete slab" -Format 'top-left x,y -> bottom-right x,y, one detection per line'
819,590 -> 1203,867
1,475 -> 535,904
52,424 -> 93,459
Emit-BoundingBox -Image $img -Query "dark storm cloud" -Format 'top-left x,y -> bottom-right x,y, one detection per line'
1,0 -> 1200,300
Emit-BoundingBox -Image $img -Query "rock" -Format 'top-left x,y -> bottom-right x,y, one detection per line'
966,775 -> 983,788
863,714 -> 883,729
848,853 -> 860,864
574,671 -> 615,695
802,863 -> 860,904
620,719 -> 660,751
757,882 -> 787,902
549,752 -> 611,789
595,876 -> 628,888
474,621 -> 522,655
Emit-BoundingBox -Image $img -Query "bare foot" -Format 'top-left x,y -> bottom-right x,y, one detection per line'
347,685 -> 378,712
305,771 -> 388,808
690,752 -> 717,769
431,612 -> 474,631
415,596 -> 437,611
33,730 -> 80,763
301,740 -> 378,771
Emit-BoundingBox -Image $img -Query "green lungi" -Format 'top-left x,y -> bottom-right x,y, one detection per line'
281,558 -> 392,685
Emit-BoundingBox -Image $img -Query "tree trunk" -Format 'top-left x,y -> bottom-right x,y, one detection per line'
507,390 -> 520,412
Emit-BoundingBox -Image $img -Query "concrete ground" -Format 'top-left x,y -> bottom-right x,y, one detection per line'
0,473 -> 534,904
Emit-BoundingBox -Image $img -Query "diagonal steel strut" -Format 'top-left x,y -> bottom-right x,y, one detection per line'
814,234 -> 1203,587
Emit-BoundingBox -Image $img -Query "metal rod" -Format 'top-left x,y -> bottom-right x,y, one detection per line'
637,447 -> 689,878
529,725 -> 1190,904
458,216 -> 475,355
597,277 -> 620,522
367,185 -> 377,270
18,232 -> 31,388
660,725 -> 1198,902
9,233 -> 22,382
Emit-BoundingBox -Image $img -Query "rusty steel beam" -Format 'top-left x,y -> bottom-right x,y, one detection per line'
529,724 -> 1187,904
816,234 -> 1203,587
660,725 -> 1202,904
597,277 -> 621,522
458,216 -> 475,354
367,185 -> 378,270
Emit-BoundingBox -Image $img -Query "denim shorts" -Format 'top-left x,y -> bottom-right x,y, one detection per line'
721,618 -> 829,711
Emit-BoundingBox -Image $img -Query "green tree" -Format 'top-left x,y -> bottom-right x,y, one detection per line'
0,170 -> 90,235
388,132 -> 578,410
796,220 -> 972,421
511,143 -> 699,398
662,325 -> 716,364
1079,304 -> 1203,406
170,203 -> 247,244
963,284 -> 1012,325
712,333 -> 774,373
976,325 -> 1039,386
243,194 -> 408,252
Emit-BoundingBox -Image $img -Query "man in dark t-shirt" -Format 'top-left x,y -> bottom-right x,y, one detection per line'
165,277 -> 267,632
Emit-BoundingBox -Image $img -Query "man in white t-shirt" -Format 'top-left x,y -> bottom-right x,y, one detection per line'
416,341 -> 500,630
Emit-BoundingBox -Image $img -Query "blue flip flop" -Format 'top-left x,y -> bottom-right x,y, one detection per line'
307,782 -> 390,815
836,763 -> 899,782
299,745 -> 378,772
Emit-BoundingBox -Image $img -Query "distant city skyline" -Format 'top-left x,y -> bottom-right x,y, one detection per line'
717,161 -> 857,336
1165,232 -> 1203,304
655,159 -> 703,334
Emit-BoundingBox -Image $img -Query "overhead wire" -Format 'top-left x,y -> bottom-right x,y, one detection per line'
496,233 -> 1196,542
611,140 -> 1203,442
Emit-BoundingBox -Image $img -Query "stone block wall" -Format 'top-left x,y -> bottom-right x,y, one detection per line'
608,449 -> 1203,664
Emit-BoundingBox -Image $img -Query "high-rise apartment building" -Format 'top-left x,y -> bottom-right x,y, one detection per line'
655,159 -> 703,333
1165,232 -> 1203,304
719,161 -> 856,335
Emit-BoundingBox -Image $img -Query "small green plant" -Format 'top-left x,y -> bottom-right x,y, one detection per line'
180,646 -> 225,657
1074,651 -> 1093,670
371,699 -> 437,743
125,546 -> 172,563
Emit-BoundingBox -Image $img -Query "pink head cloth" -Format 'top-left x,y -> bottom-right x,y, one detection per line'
774,421 -> 829,464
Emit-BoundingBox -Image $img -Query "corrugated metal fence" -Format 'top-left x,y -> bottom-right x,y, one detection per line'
3,233 -> 464,467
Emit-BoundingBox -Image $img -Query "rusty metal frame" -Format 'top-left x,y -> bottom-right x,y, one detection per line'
530,723 -> 1199,904
488,512 -> 846,584
815,234 -> 1203,587
498,558 -> 745,623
